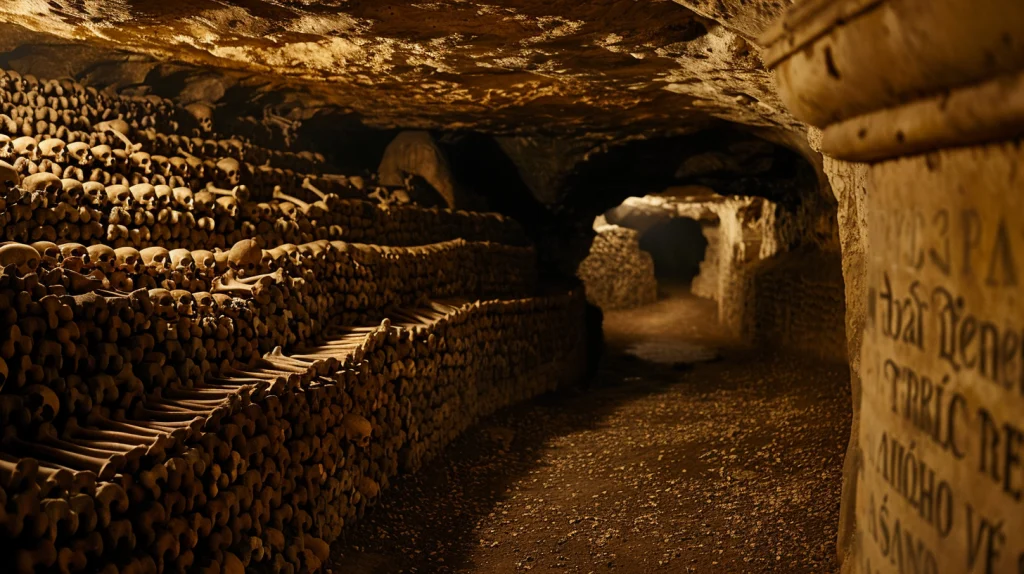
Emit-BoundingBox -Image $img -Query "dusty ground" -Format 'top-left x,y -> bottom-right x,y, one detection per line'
329,291 -> 852,573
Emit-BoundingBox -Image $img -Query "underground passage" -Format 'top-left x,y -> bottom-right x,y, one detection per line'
0,1 -> 1020,573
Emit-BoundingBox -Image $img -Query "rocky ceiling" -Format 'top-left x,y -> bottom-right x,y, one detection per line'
0,0 -> 803,137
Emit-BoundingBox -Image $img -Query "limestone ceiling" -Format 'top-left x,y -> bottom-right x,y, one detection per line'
0,0 -> 803,137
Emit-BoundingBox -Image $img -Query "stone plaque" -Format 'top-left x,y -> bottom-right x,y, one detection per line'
858,141 -> 1024,573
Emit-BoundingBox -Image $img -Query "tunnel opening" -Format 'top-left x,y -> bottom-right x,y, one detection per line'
638,216 -> 708,292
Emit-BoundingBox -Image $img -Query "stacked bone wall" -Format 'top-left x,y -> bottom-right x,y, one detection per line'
0,68 -> 586,574
576,224 -> 657,311
744,248 -> 847,362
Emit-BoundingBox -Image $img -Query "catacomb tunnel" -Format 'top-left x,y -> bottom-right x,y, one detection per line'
0,1 -> 1020,572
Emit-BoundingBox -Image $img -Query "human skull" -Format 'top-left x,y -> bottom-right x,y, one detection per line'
58,243 -> 89,272
184,103 -> 214,133
12,136 -> 39,161
169,187 -> 192,211
0,161 -> 20,195
0,135 -> 14,161
193,190 -> 216,211
185,156 -> 204,179
140,246 -> 171,269
191,249 -> 216,272
170,290 -> 195,317
87,244 -> 117,274
60,179 -> 85,206
267,246 -> 292,266
216,195 -> 239,218
168,156 -> 190,178
30,241 -> 61,267
256,202 -> 274,220
129,151 -> 152,175
114,246 -> 142,273
154,185 -> 174,206
259,249 -> 277,270
94,118 -> 131,139
168,248 -> 194,270
151,154 -> 171,177
224,139 -> 244,158
91,145 -> 114,168
82,182 -> 105,205
241,202 -> 261,221
201,141 -> 218,158
37,138 -> 67,163
111,149 -> 129,172
194,291 -> 215,314
129,183 -> 157,207
105,185 -> 133,208
227,239 -> 262,276
148,288 -> 176,319
342,413 -> 372,448
67,142 -> 93,166
21,172 -> 62,196
277,202 -> 298,219
0,243 -> 41,275
216,157 -> 241,187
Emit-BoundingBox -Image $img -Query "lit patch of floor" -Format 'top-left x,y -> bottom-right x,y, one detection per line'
621,339 -> 719,365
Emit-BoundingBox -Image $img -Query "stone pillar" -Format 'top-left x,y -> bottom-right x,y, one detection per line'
692,223 -> 721,300
763,1 -> 1024,572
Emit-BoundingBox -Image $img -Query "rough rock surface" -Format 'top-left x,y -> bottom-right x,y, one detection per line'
808,128 -> 869,568
0,1 -> 801,136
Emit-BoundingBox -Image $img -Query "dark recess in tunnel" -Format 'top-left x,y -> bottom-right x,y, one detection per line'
444,133 -> 550,232
639,217 -> 708,285
557,128 -> 816,222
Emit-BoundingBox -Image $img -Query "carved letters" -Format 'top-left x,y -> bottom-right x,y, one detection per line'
859,144 -> 1024,574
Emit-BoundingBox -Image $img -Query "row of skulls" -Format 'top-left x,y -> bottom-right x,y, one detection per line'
1,166 -> 245,212
0,237 -> 263,282
0,68 -> 328,177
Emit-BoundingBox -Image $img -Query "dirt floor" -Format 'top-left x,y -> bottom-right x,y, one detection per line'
329,289 -> 852,573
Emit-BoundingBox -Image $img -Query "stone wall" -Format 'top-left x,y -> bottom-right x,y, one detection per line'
712,197 -> 768,336
807,128 -> 870,570
745,247 -> 848,362
633,191 -> 846,362
577,223 -> 658,310
691,224 -> 721,299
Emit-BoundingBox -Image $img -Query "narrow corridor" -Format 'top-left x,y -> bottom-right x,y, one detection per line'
331,293 -> 851,573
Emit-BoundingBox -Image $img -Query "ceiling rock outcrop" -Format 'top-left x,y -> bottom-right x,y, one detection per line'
0,0 -> 801,136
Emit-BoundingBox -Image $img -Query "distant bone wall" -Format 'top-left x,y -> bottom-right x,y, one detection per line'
744,248 -> 848,362
577,223 -> 658,311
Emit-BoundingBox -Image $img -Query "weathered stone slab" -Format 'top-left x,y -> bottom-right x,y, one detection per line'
858,140 -> 1024,573
764,1 -> 1024,571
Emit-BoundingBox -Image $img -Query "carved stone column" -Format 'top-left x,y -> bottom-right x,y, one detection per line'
763,1 -> 1024,572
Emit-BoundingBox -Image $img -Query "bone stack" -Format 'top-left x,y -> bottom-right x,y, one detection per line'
577,224 -> 658,310
0,63 -> 587,574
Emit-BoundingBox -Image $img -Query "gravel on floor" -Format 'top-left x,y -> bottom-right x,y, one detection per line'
329,293 -> 852,574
